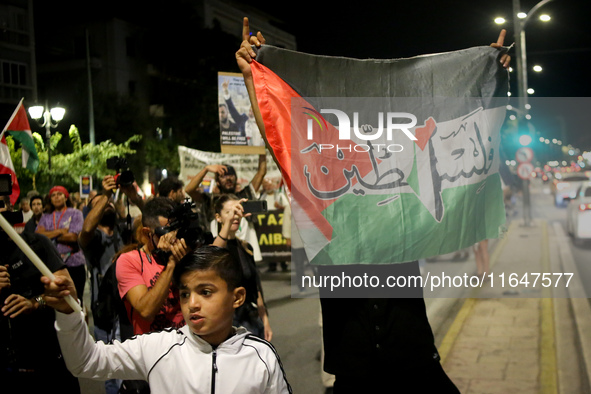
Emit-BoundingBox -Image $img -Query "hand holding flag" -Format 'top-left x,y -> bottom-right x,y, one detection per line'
236,17 -> 266,76
491,29 -> 511,68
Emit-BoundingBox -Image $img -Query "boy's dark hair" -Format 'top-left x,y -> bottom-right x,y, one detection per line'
158,177 -> 184,199
213,193 -> 239,216
141,196 -> 176,229
173,245 -> 243,291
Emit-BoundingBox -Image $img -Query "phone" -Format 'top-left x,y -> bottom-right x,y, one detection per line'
0,174 -> 12,196
242,200 -> 268,214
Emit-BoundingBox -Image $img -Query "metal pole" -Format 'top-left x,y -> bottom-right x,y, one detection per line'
44,108 -> 51,171
512,0 -> 554,226
513,0 -> 532,226
86,29 -> 95,145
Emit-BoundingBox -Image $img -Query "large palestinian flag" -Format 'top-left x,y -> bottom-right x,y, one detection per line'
251,45 -> 509,265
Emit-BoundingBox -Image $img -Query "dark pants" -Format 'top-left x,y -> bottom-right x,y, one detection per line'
318,262 -> 459,393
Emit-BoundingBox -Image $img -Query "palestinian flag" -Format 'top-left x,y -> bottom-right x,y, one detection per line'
0,133 -> 20,206
3,98 -> 39,173
251,45 -> 509,265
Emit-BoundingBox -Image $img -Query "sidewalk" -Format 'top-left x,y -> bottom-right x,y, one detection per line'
436,219 -> 591,393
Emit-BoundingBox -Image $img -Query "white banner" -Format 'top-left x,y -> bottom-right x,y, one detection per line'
178,145 -> 282,191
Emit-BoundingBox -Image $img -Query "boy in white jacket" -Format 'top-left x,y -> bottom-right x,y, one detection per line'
42,245 -> 292,394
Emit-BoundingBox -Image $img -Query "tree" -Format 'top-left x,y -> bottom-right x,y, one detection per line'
7,125 -> 141,195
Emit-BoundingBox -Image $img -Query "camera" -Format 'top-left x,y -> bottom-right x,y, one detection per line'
152,200 -> 213,265
0,174 -> 23,225
106,156 -> 135,187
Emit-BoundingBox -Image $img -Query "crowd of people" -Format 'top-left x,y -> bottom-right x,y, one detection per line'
1,157 -> 291,393
0,15 -> 511,394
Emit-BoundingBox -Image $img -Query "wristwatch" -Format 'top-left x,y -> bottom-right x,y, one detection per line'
35,295 -> 46,309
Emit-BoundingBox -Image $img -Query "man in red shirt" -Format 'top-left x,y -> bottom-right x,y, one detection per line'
116,197 -> 187,334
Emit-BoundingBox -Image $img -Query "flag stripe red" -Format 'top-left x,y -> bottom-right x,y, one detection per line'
0,135 -> 20,206
251,60 -> 335,241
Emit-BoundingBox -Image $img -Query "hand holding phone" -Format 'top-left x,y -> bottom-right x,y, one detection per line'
241,200 -> 268,214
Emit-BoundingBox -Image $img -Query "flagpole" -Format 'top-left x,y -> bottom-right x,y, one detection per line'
0,213 -> 82,313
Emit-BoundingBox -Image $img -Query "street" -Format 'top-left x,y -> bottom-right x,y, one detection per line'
79,178 -> 591,393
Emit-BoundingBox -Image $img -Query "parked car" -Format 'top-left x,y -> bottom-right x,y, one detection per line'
566,181 -> 591,245
552,174 -> 589,206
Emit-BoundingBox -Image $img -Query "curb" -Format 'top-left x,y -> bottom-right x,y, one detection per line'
437,219 -> 559,394
552,222 -> 591,389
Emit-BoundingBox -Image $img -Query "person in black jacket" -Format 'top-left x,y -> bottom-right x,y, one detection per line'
1,202 -> 80,393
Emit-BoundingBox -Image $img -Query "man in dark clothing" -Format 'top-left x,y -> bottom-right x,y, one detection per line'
79,175 -> 142,333
157,176 -> 185,204
1,208 -> 80,393
79,175 -> 143,394
24,195 -> 44,234
219,103 -> 238,132
185,155 -> 267,225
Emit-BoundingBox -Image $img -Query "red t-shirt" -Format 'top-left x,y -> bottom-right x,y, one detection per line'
116,249 -> 185,335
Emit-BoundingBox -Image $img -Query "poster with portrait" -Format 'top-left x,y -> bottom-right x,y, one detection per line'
218,72 -> 265,154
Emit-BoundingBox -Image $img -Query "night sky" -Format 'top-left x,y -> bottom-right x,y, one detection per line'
256,0 -> 591,149
33,0 -> 591,149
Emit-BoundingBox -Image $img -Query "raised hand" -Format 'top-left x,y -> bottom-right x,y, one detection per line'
102,175 -> 117,198
236,17 -> 266,76
490,29 -> 511,69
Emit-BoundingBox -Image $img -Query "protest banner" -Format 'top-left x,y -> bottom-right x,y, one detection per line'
218,72 -> 265,154
178,145 -> 282,190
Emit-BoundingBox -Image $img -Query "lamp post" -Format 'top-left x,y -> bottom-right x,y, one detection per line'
496,0 -> 553,226
28,102 -> 65,172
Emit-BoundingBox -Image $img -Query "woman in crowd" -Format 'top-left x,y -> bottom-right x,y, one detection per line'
214,194 -> 272,341
36,185 -> 86,305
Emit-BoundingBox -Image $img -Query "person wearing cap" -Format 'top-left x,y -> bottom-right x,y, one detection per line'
36,186 -> 86,306
185,155 -> 267,262
185,155 -> 267,217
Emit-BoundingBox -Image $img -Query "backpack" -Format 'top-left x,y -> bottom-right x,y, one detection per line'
92,258 -> 133,340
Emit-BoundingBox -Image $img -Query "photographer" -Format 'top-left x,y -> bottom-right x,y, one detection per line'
214,194 -> 272,341
0,194 -> 79,392
79,175 -> 143,394
115,197 -> 190,335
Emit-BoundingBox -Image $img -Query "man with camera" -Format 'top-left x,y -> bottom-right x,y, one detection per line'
80,175 -> 133,394
79,177 -> 143,327
115,197 -> 190,335
185,156 -> 267,263
185,155 -> 267,219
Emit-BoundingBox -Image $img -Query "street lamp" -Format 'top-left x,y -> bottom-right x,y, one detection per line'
495,0 -> 553,226
28,102 -> 66,171
515,0 -> 553,226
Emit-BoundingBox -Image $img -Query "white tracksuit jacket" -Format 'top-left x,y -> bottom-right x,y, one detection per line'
55,312 -> 291,393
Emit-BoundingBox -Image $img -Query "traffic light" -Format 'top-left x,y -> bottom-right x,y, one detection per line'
519,134 -> 533,146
